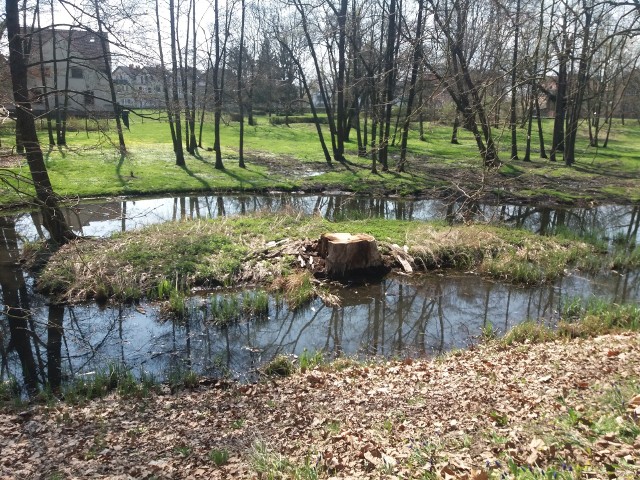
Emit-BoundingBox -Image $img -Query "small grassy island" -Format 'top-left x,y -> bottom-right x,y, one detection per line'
35,213 -> 616,306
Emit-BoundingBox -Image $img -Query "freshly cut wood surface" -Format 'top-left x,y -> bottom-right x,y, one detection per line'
318,232 -> 383,277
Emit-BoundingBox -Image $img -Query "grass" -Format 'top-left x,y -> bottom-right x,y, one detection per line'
0,115 -> 639,209
206,290 -> 269,326
35,213 -> 604,305
60,364 -> 158,404
262,355 -> 295,377
499,299 -> 640,347
249,440 -> 320,480
298,349 -> 324,372
166,367 -> 200,392
208,448 -> 230,467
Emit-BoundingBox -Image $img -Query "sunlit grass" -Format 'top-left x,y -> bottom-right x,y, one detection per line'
0,115 -> 638,207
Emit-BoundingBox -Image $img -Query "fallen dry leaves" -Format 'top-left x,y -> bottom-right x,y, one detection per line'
2,333 -> 640,479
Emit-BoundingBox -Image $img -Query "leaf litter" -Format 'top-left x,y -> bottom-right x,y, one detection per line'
1,333 -> 639,479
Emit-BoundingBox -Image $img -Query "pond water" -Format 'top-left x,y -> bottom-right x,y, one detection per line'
2,193 -> 640,394
15,193 -> 640,243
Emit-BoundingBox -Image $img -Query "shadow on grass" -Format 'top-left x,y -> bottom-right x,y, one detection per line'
44,145 -> 67,166
115,152 -> 127,187
217,166 -> 265,190
180,164 -> 213,190
572,162 -> 637,180
191,149 -> 205,162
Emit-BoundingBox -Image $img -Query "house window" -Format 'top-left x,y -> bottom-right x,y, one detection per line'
71,67 -> 83,79
84,90 -> 94,105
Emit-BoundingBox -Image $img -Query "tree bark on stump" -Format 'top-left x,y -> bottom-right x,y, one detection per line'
318,233 -> 383,278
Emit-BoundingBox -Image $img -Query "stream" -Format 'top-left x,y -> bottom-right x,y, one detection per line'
2,193 -> 640,392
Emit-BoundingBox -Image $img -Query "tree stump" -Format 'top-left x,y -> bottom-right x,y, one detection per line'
318,233 -> 384,278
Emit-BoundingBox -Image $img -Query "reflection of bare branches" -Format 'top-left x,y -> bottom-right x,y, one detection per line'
64,307 -> 120,372
443,169 -> 492,225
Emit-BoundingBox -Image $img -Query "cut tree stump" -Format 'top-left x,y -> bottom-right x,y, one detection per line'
318,233 -> 384,278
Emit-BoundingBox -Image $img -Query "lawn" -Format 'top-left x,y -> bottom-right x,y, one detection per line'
1,113 -> 639,208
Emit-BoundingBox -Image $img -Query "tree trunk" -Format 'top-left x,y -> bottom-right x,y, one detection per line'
198,55 -> 211,148
6,0 -> 75,244
238,0 -> 246,168
335,0 -> 348,162
169,0 -> 185,166
188,0 -> 197,153
551,26 -> 569,162
451,113 -> 460,144
294,0 -> 340,163
564,5 -> 593,166
398,0 -> 424,172
95,0 -> 126,153
278,39 -> 332,167
379,0 -> 398,171
509,0 -> 521,161
36,6 -> 55,146
59,27 -> 73,146
212,0 -> 224,169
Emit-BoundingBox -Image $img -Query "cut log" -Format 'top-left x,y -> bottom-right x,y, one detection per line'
318,233 -> 384,278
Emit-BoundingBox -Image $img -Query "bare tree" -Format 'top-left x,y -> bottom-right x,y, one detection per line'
425,0 -> 501,167
5,0 -> 76,244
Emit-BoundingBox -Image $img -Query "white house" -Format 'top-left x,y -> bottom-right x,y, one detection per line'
26,28 -> 113,116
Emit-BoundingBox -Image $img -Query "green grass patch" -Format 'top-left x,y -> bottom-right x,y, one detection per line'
499,300 -> 640,348
262,355 -> 295,377
206,290 -> 269,326
1,116 -> 639,208
249,440 -> 320,479
61,364 -> 158,403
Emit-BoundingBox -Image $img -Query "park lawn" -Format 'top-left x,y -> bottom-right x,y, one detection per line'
0,114 -> 639,208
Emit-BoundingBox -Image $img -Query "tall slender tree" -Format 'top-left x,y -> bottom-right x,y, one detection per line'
238,0 -> 247,168
509,0 -> 521,161
212,0 -> 224,169
398,0 -> 425,172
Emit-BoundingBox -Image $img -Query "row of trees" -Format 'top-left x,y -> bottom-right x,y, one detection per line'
3,0 -> 640,242
148,0 -> 640,170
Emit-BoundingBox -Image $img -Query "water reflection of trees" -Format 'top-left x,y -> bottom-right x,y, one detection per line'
13,195 -> 640,251
1,217 -> 41,395
4,195 -> 640,392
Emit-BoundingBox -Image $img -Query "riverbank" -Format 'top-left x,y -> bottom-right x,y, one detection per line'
2,329 -> 639,479
1,119 -> 639,211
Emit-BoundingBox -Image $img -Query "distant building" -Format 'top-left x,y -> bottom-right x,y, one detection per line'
113,65 -> 164,109
26,28 -> 113,117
